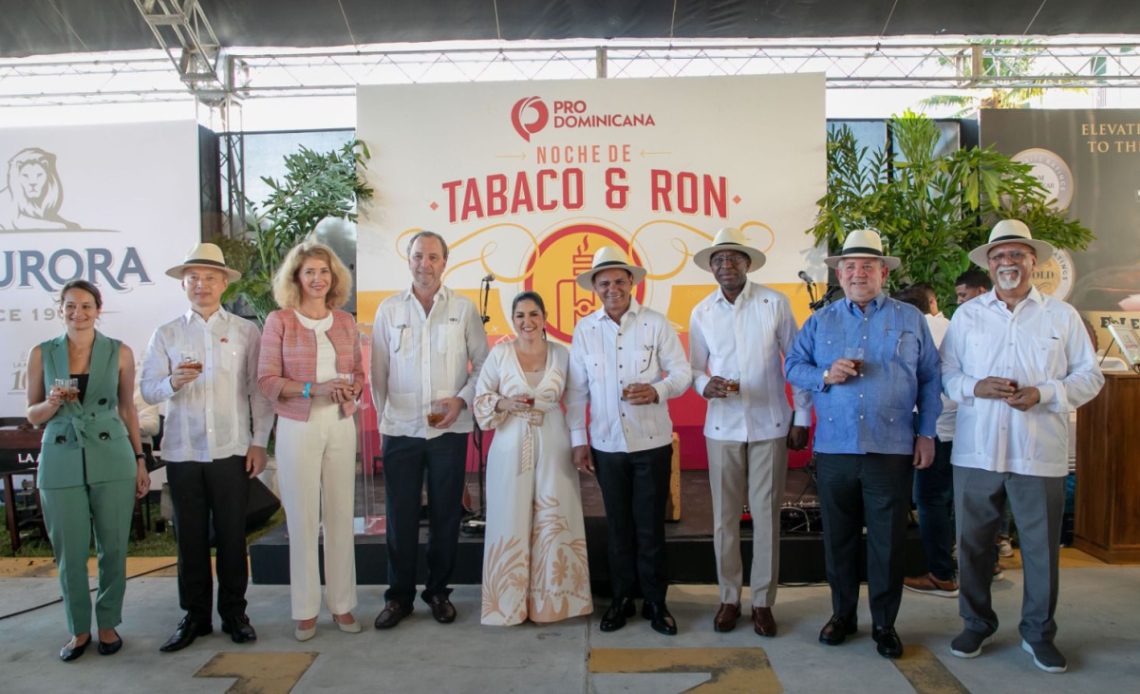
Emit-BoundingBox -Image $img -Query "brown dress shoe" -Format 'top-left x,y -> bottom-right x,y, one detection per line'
752,606 -> 777,637
373,601 -> 413,630
428,595 -> 457,624
713,603 -> 740,632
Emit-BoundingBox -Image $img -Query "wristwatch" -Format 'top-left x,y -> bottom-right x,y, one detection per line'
822,368 -> 830,385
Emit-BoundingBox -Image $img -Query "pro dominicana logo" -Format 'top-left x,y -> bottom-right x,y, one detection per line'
511,97 -> 549,141
509,96 -> 656,141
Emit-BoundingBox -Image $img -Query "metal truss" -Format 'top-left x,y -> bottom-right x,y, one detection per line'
133,0 -> 225,99
2,38 -> 1139,109
0,52 -> 189,107
220,129 -> 247,234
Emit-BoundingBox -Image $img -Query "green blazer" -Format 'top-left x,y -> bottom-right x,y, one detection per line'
38,331 -> 136,490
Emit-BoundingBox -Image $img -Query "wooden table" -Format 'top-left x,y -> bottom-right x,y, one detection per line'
0,427 -> 42,554
1074,372 -> 1140,563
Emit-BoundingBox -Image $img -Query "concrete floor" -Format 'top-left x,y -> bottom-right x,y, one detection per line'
1,563 -> 1138,693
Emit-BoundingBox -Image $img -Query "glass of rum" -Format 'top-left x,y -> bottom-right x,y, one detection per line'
844,346 -> 865,376
53,377 -> 79,402
179,350 -> 203,373
427,400 -> 447,427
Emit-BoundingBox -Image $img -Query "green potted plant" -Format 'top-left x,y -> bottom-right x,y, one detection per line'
215,139 -> 373,324
809,110 -> 1093,309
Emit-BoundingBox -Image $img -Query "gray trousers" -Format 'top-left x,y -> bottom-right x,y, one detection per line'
706,436 -> 787,608
954,465 -> 1064,643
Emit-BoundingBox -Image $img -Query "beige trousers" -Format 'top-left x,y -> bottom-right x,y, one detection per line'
706,436 -> 787,608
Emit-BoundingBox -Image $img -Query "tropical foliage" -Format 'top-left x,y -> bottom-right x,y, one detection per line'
215,140 -> 373,323
809,110 -> 1093,309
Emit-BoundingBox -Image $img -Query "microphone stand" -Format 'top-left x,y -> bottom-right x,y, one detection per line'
809,285 -> 842,312
462,276 -> 494,536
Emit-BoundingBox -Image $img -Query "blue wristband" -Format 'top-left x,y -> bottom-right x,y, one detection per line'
303,382 -> 312,399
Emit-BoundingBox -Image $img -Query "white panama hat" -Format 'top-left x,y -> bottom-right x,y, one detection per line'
575,246 -> 647,291
165,242 -> 242,281
692,227 -> 767,273
824,228 -> 900,270
968,219 -> 1055,267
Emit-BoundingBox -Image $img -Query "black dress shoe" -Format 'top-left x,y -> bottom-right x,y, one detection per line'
872,626 -> 904,659
222,615 -> 258,644
60,635 -> 91,662
374,601 -> 414,629
427,595 -> 457,624
641,601 -> 678,636
819,615 -> 858,645
599,598 -> 636,632
97,631 -> 123,656
159,615 -> 213,653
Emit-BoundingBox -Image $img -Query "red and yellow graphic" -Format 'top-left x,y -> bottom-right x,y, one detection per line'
524,224 -> 646,342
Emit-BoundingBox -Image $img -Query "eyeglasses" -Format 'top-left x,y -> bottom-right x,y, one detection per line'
709,254 -> 747,268
988,250 -> 1030,264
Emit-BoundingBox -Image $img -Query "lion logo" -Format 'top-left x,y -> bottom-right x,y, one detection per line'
0,147 -> 79,230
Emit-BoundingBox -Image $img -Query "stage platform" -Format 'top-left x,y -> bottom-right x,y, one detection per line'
250,469 -> 928,588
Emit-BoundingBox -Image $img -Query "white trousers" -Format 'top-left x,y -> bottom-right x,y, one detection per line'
275,403 -> 358,619
707,436 -> 787,608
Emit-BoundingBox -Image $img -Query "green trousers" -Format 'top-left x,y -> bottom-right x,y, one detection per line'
39,478 -> 136,635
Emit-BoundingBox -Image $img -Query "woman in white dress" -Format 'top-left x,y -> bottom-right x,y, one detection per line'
475,291 -> 593,625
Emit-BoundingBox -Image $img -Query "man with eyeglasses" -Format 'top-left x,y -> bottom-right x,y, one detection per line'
688,228 -> 810,637
566,246 -> 691,636
141,243 -> 274,652
786,229 -> 941,660
940,220 -> 1103,673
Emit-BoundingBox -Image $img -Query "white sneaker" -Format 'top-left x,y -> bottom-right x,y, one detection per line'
997,536 -> 1014,558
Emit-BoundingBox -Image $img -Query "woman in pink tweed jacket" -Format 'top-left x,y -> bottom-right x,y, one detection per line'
257,240 -> 364,641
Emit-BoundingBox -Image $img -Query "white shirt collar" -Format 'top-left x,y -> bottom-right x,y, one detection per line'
182,306 -> 231,325
979,285 -> 1045,309
713,280 -> 754,307
592,297 -> 642,324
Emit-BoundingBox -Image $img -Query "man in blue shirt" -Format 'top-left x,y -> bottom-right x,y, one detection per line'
786,229 -> 941,660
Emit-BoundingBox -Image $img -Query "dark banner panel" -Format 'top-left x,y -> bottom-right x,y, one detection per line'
980,109 -> 1140,351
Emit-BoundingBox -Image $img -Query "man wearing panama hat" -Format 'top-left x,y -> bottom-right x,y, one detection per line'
565,245 -> 691,635
785,228 -> 942,660
941,219 -> 1103,673
688,227 -> 811,636
141,243 -> 275,651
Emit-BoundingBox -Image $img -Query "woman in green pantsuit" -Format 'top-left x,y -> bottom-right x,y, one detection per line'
25,279 -> 149,662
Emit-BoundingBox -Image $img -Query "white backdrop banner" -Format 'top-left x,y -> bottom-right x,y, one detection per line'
1,121 -> 201,417
356,75 -> 826,340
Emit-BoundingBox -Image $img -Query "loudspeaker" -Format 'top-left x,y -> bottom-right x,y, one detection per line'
174,477 -> 281,545
245,477 -> 280,532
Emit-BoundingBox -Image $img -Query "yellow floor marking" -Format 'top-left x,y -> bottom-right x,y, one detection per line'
195,651 -> 319,694
589,647 -> 781,694
893,645 -> 970,694
0,556 -> 190,578
0,558 -> 56,578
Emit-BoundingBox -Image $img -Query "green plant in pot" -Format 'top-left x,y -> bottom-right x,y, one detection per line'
808,110 -> 1093,311
215,139 -> 373,324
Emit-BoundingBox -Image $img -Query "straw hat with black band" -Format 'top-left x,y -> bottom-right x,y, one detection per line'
824,228 -> 900,270
967,219 -> 1054,268
165,242 -> 242,282
575,246 -> 647,290
692,227 -> 767,273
